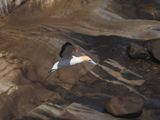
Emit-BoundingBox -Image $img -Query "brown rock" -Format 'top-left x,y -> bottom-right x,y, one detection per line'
0,0 -> 26,16
105,94 -> 144,118
127,43 -> 150,60
150,40 -> 160,62
19,103 -> 123,120
136,2 -> 160,20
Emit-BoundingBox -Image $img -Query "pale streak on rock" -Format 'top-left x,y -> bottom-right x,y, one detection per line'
105,59 -> 143,78
89,70 -> 147,100
29,0 -> 59,9
97,63 -> 145,86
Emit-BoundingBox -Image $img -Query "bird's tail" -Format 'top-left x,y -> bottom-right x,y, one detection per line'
48,69 -> 56,73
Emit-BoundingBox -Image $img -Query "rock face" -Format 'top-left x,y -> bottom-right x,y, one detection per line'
127,43 -> 150,60
0,51 -> 24,95
18,103 -> 123,120
150,40 -> 160,62
105,94 -> 144,118
0,0 -> 26,16
0,0 -> 160,120
136,1 -> 160,20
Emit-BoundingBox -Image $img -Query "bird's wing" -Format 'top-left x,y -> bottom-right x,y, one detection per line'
59,42 -> 75,59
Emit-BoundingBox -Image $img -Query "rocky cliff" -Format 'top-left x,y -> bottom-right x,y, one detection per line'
0,0 -> 160,120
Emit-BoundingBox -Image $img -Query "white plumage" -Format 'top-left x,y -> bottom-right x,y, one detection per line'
49,43 -> 96,73
50,55 -> 96,72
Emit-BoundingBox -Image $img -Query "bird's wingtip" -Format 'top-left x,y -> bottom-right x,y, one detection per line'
48,69 -> 56,73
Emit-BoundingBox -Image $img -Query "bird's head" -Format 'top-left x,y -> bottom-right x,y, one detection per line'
80,56 -> 97,65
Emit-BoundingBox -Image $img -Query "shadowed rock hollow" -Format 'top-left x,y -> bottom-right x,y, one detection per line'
0,0 -> 160,120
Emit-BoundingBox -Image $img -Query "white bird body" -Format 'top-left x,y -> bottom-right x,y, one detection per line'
50,55 -> 96,72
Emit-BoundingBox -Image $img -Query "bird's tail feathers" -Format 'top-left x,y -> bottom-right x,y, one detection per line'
48,69 -> 56,73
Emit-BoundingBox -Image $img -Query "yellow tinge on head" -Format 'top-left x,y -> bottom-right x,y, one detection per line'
80,56 -> 96,65
80,56 -> 91,61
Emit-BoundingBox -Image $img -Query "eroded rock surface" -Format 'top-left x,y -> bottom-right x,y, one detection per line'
105,94 -> 144,118
0,0 -> 160,120
18,103 -> 123,120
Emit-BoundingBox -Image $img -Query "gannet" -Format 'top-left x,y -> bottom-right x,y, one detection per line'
50,55 -> 96,72
49,42 -> 96,73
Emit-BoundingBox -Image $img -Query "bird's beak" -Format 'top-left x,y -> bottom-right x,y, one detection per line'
89,60 -> 97,65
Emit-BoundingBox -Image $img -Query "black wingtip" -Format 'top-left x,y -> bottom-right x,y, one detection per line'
59,42 -> 74,58
48,69 -> 56,73
48,70 -> 53,73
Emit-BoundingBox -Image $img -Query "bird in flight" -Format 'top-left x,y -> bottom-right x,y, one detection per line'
49,42 -> 97,73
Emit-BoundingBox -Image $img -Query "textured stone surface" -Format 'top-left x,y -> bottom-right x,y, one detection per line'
18,103 -> 123,120
0,0 -> 159,120
105,94 -> 144,117
150,40 -> 160,62
0,0 -> 26,16
127,43 -> 150,60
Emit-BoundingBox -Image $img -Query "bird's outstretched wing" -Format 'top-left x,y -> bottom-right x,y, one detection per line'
59,42 -> 75,59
